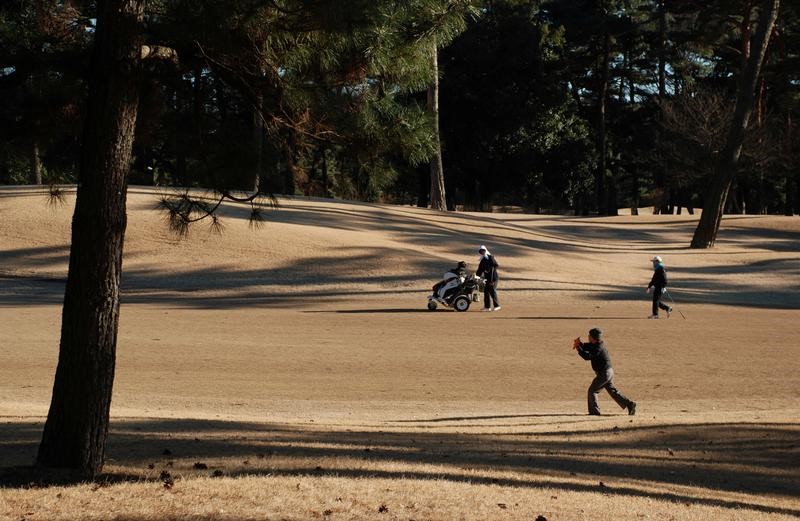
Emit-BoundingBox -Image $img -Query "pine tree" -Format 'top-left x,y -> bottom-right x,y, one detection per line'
691,0 -> 781,248
29,0 -> 475,478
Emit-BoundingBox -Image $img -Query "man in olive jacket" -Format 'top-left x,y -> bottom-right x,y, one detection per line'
573,328 -> 636,416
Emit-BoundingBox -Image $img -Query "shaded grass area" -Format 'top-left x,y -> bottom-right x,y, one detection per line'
1,417 -> 798,516
2,192 -> 799,310
1,257 -> 798,310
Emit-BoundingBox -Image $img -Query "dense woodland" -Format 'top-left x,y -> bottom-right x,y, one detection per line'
2,0 -> 798,217
0,0 -> 795,478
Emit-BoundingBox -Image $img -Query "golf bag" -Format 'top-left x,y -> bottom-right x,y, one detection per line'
427,274 -> 484,312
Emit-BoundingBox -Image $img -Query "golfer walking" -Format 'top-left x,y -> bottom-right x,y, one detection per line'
573,328 -> 636,416
476,245 -> 500,311
646,255 -> 672,319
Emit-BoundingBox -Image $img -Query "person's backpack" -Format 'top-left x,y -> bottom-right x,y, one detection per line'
491,255 -> 499,268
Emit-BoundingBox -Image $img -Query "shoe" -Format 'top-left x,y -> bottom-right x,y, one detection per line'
588,412 -> 601,416
648,315 -> 659,319
493,306 -> 501,311
628,402 -> 637,416
667,307 -> 673,318
482,308 -> 492,312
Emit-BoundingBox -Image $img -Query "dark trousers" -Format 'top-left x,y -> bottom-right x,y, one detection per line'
484,281 -> 500,308
588,368 -> 632,415
652,287 -> 670,315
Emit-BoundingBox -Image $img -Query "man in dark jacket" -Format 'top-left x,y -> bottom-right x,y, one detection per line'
646,255 -> 672,319
475,245 -> 500,311
573,328 -> 636,416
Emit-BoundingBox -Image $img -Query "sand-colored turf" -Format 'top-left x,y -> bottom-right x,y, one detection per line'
1,186 -> 798,520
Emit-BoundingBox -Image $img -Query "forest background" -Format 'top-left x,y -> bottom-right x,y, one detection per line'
3,0 -> 798,218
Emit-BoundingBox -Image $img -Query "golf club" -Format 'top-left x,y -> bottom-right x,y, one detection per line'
663,289 -> 686,319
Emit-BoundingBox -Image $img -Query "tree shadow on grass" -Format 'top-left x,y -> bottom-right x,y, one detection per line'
1,418 -> 798,516
511,316 -> 643,320
597,257 -> 800,309
2,195 -> 798,310
305,308 -> 438,314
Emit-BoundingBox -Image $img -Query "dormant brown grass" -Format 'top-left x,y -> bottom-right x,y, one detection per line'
1,186 -> 798,519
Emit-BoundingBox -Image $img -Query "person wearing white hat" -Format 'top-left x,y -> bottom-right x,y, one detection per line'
646,255 -> 672,319
476,245 -> 500,311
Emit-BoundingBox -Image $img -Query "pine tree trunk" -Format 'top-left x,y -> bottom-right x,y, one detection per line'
785,111 -> 795,215
321,148 -> 330,198
31,140 -> 43,185
428,43 -> 446,211
596,33 -> 610,215
0,147 -> 9,184
691,0 -> 780,248
253,93 -> 264,192
37,0 -> 144,477
654,0 -> 669,214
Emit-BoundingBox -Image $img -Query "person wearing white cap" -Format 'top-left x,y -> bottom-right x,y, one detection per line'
646,255 -> 672,319
476,245 -> 500,311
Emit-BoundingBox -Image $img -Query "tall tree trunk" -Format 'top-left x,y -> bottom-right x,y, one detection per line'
321,148 -> 330,198
657,0 -> 667,98
0,146 -> 9,184
596,33 -> 611,215
785,111 -> 795,216
37,0 -> 144,477
620,49 -> 628,104
691,0 -> 780,248
31,139 -> 43,185
654,0 -> 669,214
628,47 -> 636,104
253,93 -> 264,192
428,43 -> 446,211
777,17 -> 794,216
282,130 -> 297,195
214,77 -> 228,123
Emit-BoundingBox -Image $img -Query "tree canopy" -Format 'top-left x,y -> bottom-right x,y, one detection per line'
3,1 -> 798,217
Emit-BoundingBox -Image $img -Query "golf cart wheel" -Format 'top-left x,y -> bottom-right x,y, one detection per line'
454,296 -> 471,312
427,300 -> 438,311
